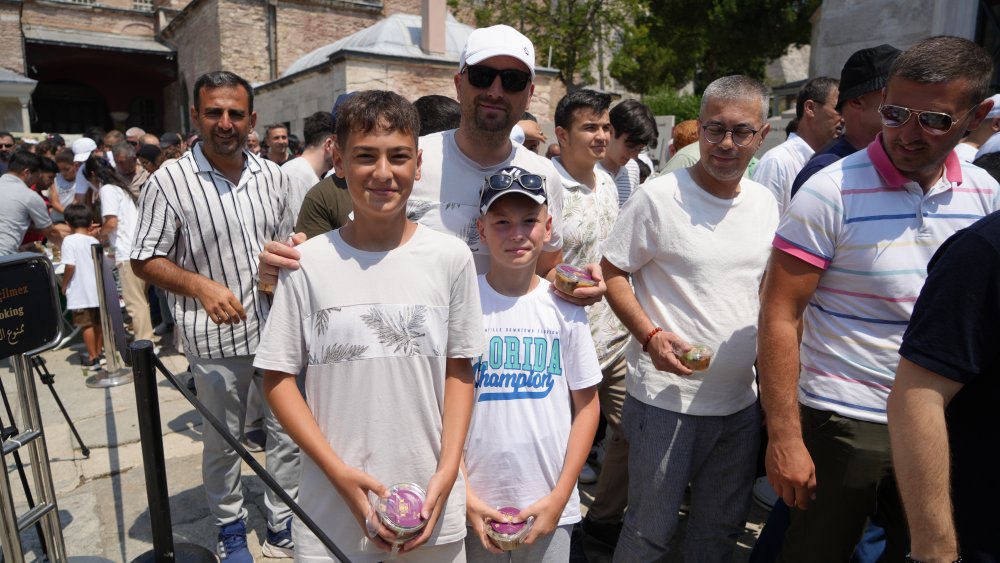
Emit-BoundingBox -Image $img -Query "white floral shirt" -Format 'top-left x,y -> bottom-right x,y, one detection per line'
551,157 -> 630,368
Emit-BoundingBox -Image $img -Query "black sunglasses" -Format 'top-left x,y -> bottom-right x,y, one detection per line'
485,172 -> 545,193
464,65 -> 531,93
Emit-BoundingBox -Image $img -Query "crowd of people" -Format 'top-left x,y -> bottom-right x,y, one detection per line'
0,20 -> 997,563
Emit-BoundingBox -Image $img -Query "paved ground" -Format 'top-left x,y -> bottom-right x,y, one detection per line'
0,331 -> 768,562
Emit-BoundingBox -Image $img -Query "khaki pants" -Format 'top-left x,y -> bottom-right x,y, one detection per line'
117,260 -> 153,342
587,355 -> 629,524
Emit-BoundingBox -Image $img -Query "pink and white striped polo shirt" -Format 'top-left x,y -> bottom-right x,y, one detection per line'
773,135 -> 1000,423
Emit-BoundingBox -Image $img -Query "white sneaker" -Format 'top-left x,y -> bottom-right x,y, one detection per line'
579,463 -> 598,485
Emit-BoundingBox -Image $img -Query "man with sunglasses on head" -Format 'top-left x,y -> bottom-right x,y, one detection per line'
758,36 -> 1000,563
753,76 -> 842,215
257,25 -> 605,306
600,75 -> 778,562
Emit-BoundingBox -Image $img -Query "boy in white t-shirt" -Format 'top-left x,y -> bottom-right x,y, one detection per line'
254,90 -> 483,563
59,203 -> 103,372
463,166 -> 601,562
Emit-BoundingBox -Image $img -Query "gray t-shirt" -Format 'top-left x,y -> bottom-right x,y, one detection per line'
254,224 -> 483,562
0,174 -> 52,256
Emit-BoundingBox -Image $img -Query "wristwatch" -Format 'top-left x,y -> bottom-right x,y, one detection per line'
905,554 -> 962,563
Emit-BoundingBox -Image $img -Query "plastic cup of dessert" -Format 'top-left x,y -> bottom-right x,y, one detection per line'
370,483 -> 427,547
485,506 -> 531,551
674,343 -> 714,371
553,263 -> 596,295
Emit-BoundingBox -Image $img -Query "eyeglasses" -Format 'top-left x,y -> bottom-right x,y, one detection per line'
701,124 -> 759,147
464,65 -> 531,93
878,104 -> 977,135
0,143 -> 13,149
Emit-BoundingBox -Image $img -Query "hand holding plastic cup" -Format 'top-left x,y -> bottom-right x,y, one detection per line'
485,506 -> 533,551
673,343 -> 714,371
368,483 -> 427,551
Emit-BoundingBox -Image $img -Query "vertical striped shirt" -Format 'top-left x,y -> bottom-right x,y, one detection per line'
774,135 -> 1000,423
131,144 -> 291,359
597,158 -> 640,207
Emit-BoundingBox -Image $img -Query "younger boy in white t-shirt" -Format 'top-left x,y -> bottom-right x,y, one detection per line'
254,90 -> 483,563
59,203 -> 103,372
463,166 -> 601,562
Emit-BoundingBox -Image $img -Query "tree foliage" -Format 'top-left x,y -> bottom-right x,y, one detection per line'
610,0 -> 820,94
448,0 -> 642,91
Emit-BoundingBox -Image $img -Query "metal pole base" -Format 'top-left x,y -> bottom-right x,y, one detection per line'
131,542 -> 218,562
85,367 -> 135,388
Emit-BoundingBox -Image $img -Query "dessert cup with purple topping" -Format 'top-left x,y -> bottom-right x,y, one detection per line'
485,506 -> 531,551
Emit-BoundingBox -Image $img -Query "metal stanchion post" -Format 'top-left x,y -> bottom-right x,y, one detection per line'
86,243 -> 133,388
130,340 -> 215,563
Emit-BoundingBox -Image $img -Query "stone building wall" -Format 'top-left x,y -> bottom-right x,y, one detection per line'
0,3 -> 24,74
217,0 -> 270,83
21,1 -> 157,36
273,1 -> 380,78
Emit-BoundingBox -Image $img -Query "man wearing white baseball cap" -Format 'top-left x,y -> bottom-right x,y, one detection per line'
258,25 -> 607,306
72,137 -> 98,205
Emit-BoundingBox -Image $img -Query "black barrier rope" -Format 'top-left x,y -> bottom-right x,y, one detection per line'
130,340 -> 352,562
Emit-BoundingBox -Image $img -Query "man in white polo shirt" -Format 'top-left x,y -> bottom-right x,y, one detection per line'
759,36 -> 1000,562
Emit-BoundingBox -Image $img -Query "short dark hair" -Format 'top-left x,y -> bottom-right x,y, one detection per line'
522,111 -> 537,122
973,151 -> 1000,182
554,89 -> 612,129
302,111 -> 334,147
84,126 -> 105,144
64,204 -> 93,229
412,95 -> 461,137
36,140 -> 58,156
193,71 -> 254,112
0,131 -> 12,140
265,124 -> 287,139
55,148 -> 75,165
609,100 -> 658,148
335,90 -> 420,150
795,77 -> 839,120
7,151 -> 42,173
890,36 -> 993,106
39,157 -> 58,174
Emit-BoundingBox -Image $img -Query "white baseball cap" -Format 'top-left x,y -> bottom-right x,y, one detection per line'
460,25 -> 535,79
986,94 -> 1000,119
72,137 -> 97,163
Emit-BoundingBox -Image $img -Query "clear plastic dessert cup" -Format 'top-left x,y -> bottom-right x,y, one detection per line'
370,482 -> 427,547
675,343 -> 714,371
485,506 -> 531,551
553,263 -> 596,295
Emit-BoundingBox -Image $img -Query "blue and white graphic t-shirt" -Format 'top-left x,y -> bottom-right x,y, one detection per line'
464,276 -> 602,526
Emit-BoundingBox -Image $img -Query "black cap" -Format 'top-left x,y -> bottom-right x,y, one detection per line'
837,44 -> 902,110
330,92 -> 356,130
159,132 -> 183,148
137,143 -> 161,162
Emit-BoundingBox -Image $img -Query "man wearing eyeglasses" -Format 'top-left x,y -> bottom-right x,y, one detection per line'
600,75 -> 778,562
753,76 -> 842,214
758,36 -> 1000,563
257,25 -> 606,306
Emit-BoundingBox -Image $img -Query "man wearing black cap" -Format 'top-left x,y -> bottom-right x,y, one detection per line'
159,132 -> 185,152
790,44 -> 902,198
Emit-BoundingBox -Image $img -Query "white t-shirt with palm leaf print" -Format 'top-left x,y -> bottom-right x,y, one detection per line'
254,224 -> 483,563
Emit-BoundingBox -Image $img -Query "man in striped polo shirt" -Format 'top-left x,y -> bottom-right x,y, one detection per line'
131,71 -> 298,562
759,36 -> 1000,562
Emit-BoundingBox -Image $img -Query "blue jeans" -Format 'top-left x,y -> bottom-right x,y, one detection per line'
613,396 -> 760,563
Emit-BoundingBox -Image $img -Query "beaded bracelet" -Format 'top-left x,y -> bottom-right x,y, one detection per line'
642,327 -> 663,352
